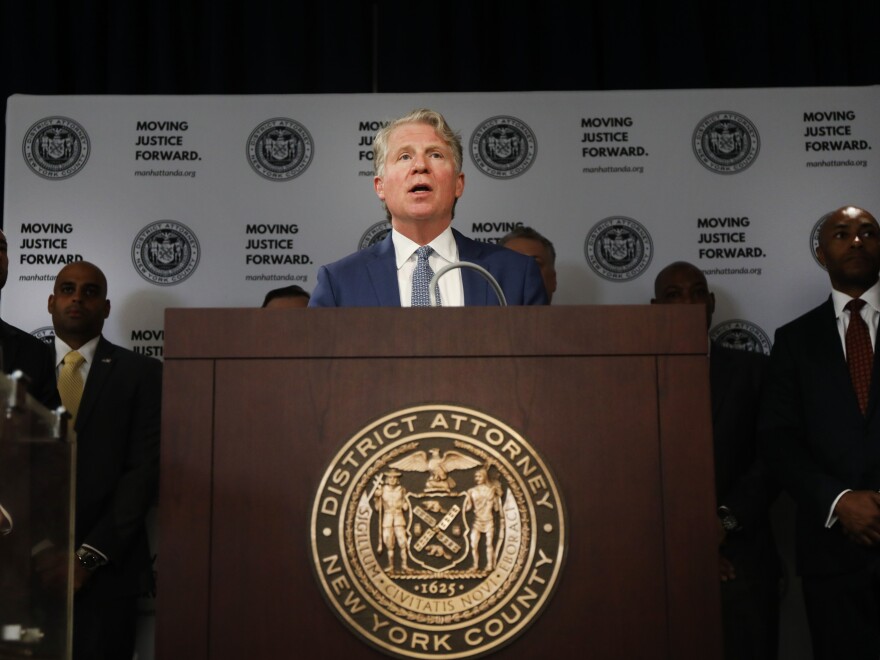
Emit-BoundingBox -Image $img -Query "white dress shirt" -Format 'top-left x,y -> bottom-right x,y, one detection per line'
829,280 -> 880,357
53,335 -> 101,383
392,226 -> 464,307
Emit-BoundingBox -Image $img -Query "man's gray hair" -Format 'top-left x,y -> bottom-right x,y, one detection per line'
499,226 -> 557,265
373,108 -> 463,178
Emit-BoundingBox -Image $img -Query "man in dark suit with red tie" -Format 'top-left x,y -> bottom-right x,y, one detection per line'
760,205 -> 880,660
46,260 -> 161,660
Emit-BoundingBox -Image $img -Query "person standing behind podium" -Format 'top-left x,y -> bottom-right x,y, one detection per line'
309,109 -> 547,307
46,260 -> 161,660
760,206 -> 880,660
652,261 -> 781,660
500,226 -> 557,303
261,284 -> 310,308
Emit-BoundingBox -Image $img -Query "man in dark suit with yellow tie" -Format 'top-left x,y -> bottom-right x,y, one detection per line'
760,206 -> 880,660
46,260 -> 161,660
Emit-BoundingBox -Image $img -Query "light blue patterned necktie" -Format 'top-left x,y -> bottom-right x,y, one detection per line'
411,246 -> 441,307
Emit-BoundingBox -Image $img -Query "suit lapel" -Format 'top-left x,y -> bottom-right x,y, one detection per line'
368,235 -> 402,306
454,230 -> 491,306
76,337 -> 114,432
868,314 -> 880,420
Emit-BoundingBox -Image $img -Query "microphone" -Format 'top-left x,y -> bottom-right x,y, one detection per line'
428,262 -> 508,307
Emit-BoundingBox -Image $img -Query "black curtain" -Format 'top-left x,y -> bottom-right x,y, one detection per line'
2,0 -> 877,214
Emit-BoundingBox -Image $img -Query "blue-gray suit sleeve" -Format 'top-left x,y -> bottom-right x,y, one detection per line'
309,265 -> 339,307
521,258 -> 548,306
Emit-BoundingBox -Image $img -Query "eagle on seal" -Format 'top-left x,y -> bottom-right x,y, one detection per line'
390,448 -> 482,493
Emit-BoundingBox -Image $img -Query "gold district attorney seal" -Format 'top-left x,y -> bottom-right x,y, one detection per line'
310,405 -> 567,659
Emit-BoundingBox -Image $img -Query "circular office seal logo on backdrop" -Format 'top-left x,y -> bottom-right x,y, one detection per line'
359,221 -> 392,250
810,212 -> 831,270
247,118 -> 314,180
584,216 -> 653,281
710,319 -> 772,355
22,117 -> 90,179
692,111 -> 760,174
310,404 -> 566,659
31,327 -> 56,345
470,116 -> 537,179
131,220 -> 200,285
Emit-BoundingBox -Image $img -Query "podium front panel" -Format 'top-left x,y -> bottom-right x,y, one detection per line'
159,306 -> 719,660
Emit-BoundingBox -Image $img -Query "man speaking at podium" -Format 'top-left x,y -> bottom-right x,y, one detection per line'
309,109 -> 547,307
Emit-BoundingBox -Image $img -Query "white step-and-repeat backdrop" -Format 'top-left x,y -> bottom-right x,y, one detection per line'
3,87 -> 879,355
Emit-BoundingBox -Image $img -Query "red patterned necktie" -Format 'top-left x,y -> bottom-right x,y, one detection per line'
845,298 -> 874,416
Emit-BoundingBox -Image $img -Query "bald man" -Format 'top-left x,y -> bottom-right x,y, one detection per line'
653,261 -> 781,660
760,206 -> 880,660
46,260 -> 161,660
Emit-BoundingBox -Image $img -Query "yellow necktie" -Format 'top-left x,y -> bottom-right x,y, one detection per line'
58,350 -> 85,429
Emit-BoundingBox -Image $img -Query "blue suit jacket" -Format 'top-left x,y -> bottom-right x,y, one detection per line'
309,228 -> 548,307
759,298 -> 880,577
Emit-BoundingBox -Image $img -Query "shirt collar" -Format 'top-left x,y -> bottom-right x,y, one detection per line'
54,335 -> 100,368
830,279 -> 880,318
392,226 -> 458,270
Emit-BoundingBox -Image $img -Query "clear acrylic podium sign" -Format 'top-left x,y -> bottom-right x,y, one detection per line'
0,372 -> 74,660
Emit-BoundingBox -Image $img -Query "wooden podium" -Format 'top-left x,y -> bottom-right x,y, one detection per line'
157,305 -> 721,659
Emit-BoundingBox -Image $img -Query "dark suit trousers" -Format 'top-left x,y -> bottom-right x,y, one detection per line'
801,560 -> 880,660
73,586 -> 137,660
721,573 -> 780,660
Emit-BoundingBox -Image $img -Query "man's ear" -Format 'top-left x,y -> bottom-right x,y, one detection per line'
816,244 -> 826,268
374,176 -> 385,200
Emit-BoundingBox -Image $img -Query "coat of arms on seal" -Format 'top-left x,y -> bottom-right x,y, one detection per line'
710,319 -> 772,355
247,117 -> 314,181
584,216 -> 653,282
469,116 -> 537,179
692,111 -> 760,174
310,405 -> 566,659
22,116 -> 90,179
131,220 -> 200,285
